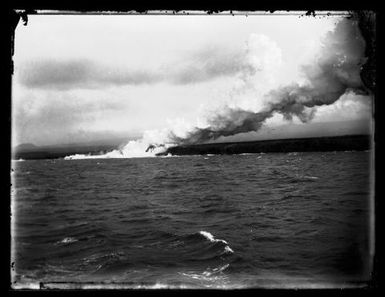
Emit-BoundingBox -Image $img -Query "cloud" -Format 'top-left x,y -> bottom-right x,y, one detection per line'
12,90 -> 126,146
16,42 -> 265,90
168,47 -> 258,85
17,59 -> 162,90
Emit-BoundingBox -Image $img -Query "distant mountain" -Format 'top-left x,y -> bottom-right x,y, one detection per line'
13,137 -> 135,151
14,143 -> 38,152
42,138 -> 131,149
11,136 -> 138,160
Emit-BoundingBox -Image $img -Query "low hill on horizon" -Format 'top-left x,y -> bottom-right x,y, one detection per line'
159,134 -> 371,156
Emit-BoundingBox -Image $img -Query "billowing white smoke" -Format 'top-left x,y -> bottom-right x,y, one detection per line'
65,17 -> 369,160
64,129 -> 172,159
170,18 -> 368,145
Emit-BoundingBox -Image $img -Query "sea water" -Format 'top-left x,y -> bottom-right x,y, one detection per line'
11,151 -> 373,288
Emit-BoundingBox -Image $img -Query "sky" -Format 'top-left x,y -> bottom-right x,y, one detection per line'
12,13 -> 373,148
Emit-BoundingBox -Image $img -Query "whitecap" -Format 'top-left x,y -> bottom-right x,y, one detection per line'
212,263 -> 230,273
181,264 -> 230,284
199,231 -> 228,244
199,231 -> 234,254
223,246 -> 234,254
132,283 -> 188,289
288,152 -> 298,156
55,237 -> 78,245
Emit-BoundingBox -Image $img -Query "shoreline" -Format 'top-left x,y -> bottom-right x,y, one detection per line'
12,134 -> 371,160
158,134 -> 371,156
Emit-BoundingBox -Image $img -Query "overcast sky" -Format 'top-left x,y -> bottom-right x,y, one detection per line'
12,13 -> 372,147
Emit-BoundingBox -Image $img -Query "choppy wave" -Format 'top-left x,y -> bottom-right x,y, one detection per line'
162,230 -> 235,261
12,151 -> 371,288
180,263 -> 230,286
200,231 -> 225,243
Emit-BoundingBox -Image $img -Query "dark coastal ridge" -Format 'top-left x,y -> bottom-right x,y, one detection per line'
12,144 -> 118,160
12,134 -> 371,160
157,134 -> 371,156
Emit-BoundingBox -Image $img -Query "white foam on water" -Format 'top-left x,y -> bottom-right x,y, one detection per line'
223,246 -> 234,254
212,263 -> 230,273
199,231 -> 228,245
56,237 -> 78,245
133,283 -> 190,289
180,264 -> 231,288
199,231 -> 234,254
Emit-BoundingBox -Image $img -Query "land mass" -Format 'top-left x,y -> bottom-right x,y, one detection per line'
12,134 -> 371,160
158,134 -> 371,156
12,144 -> 118,160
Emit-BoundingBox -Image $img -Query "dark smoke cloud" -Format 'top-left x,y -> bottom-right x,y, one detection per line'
171,18 -> 370,145
170,108 -> 272,144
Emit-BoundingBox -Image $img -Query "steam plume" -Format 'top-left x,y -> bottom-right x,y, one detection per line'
170,18 -> 368,145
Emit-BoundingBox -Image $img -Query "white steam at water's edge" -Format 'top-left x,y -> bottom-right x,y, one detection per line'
64,139 -> 170,160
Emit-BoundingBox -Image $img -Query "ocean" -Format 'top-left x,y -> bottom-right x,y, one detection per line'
11,151 -> 373,289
